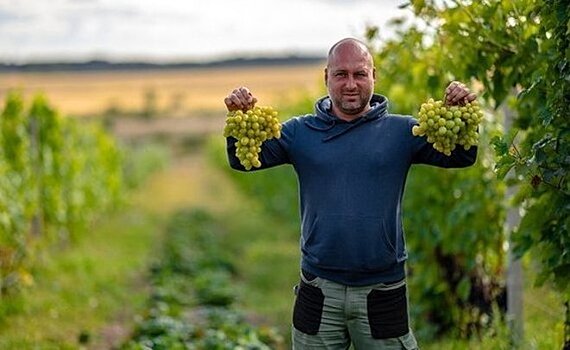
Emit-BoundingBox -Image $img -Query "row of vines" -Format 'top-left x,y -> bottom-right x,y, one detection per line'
364,0 -> 568,339
122,208 -> 284,349
376,0 -> 569,295
0,92 -> 123,299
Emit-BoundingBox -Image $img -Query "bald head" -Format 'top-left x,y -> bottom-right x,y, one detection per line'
327,38 -> 374,69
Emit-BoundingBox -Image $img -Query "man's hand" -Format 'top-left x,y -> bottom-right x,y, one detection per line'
445,81 -> 477,106
224,86 -> 258,112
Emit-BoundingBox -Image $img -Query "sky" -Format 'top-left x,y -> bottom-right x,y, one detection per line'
0,0 -> 412,63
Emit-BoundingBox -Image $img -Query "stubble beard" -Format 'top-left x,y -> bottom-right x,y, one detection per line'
336,91 -> 372,116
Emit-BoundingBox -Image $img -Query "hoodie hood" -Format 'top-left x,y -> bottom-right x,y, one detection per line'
304,94 -> 389,142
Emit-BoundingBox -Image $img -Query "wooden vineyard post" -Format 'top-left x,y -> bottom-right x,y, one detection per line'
502,100 -> 523,344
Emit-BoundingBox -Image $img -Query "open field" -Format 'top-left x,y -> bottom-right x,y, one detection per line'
0,63 -> 325,118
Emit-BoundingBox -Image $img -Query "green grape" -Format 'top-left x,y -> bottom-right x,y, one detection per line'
412,99 -> 482,156
224,105 -> 282,170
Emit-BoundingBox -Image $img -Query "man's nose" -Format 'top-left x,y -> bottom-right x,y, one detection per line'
346,75 -> 357,89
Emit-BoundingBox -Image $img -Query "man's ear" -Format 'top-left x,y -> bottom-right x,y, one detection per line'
324,68 -> 328,86
372,67 -> 376,81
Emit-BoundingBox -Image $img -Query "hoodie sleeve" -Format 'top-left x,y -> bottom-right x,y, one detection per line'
226,117 -> 297,172
407,117 -> 478,168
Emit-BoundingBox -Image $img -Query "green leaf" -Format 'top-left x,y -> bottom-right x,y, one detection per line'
512,241 -> 531,260
491,135 -> 509,156
494,154 -> 516,180
491,69 -> 507,106
457,277 -> 471,302
539,107 -> 554,126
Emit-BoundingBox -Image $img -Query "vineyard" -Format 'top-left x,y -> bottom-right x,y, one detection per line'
0,0 -> 569,349
0,93 -> 122,298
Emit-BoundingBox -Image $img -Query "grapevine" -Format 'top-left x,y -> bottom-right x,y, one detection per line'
0,93 -> 123,295
412,98 -> 483,155
223,106 -> 282,170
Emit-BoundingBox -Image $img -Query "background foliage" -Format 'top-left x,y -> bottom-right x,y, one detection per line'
0,93 -> 125,299
382,0 -> 569,295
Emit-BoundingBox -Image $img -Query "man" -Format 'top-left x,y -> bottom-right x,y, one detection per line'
224,38 -> 477,349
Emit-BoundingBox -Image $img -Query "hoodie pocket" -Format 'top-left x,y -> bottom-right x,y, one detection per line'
302,214 -> 397,272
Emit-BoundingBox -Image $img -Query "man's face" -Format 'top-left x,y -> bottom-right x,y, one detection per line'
325,45 -> 375,121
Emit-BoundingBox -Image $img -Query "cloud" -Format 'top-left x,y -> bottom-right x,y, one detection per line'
0,9 -> 29,23
0,0 -> 408,62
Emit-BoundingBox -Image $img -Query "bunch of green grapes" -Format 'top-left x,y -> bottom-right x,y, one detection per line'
412,98 -> 483,156
223,105 -> 282,170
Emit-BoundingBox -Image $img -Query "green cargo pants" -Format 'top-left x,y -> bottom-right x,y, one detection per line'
292,271 -> 418,349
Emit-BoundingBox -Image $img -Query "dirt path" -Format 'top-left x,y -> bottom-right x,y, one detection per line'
130,149 -> 242,216
92,141 -> 243,349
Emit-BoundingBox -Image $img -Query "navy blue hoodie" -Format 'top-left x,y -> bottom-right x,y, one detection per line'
226,94 -> 477,286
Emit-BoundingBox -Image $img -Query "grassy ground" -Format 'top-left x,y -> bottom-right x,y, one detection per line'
419,257 -> 566,350
218,198 -> 299,340
0,208 -> 163,349
0,148 -> 241,349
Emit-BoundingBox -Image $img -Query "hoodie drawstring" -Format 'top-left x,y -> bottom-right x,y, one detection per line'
321,117 -> 369,142
303,115 -> 371,142
305,118 -> 338,132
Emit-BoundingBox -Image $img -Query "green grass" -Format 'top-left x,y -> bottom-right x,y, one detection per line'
0,148 -> 210,349
0,208 -> 165,349
421,260 -> 566,350
224,212 -> 300,333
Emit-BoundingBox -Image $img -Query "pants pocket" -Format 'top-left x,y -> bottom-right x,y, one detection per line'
398,331 -> 419,349
366,284 -> 409,339
293,280 -> 324,335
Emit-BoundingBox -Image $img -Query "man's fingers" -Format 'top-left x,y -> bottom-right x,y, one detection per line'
234,88 -> 247,102
227,94 -> 246,110
445,87 -> 459,104
224,96 -> 240,111
445,90 -> 461,105
224,97 -> 247,111
445,81 -> 476,106
445,81 -> 462,94
225,87 -> 257,111
452,90 -> 468,103
445,81 -> 459,95
445,82 -> 464,101
234,87 -> 253,104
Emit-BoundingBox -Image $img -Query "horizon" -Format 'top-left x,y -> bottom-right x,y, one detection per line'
0,51 -> 327,65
